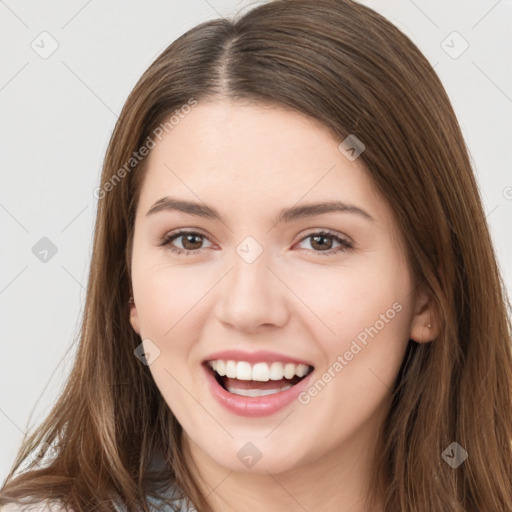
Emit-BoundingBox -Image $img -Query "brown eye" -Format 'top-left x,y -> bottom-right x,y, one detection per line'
297,231 -> 354,256
159,231 -> 212,255
180,233 -> 204,250
310,234 -> 334,251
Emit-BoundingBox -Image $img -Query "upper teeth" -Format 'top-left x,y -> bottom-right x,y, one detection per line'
208,360 -> 311,381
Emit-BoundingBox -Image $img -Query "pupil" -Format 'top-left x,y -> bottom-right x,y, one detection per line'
184,234 -> 202,250
312,235 -> 332,250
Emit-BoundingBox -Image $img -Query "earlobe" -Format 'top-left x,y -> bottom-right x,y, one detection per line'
410,321 -> 437,344
129,297 -> 141,335
409,287 -> 439,343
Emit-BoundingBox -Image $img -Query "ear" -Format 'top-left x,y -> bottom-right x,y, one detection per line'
129,298 -> 141,336
409,285 -> 439,343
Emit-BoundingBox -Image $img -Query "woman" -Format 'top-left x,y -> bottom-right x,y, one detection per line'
1,0 -> 511,511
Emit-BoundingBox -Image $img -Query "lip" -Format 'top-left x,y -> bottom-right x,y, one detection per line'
202,362 -> 314,417
202,349 -> 313,366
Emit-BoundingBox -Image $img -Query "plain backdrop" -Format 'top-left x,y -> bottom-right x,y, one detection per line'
1,0 -> 511,482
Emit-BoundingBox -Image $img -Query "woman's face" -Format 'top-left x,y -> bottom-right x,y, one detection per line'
129,100 -> 433,475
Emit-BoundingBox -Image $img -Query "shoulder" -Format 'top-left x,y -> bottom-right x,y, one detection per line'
1,501 -> 69,512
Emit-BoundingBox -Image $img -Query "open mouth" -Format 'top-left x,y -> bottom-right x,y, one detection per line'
205,360 -> 314,397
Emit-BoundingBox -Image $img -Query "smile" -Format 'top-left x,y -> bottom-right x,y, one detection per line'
202,354 -> 315,416
206,359 -> 313,397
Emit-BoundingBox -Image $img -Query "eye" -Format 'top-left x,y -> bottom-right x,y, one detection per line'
158,229 -> 353,256
158,230 -> 213,255
296,230 -> 354,256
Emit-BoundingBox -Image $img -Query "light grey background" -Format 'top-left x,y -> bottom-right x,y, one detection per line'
1,0 -> 511,481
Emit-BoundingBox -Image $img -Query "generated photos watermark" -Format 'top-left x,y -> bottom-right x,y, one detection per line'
94,98 -> 198,200
298,301 -> 403,404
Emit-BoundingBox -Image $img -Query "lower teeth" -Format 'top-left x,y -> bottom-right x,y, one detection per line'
226,386 -> 292,397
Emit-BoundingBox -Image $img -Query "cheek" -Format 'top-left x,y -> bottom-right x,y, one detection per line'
288,271 -> 412,455
131,255 -> 215,396
287,258 -> 412,341
296,261 -> 412,388
132,251 -> 213,340
131,263 -> 207,416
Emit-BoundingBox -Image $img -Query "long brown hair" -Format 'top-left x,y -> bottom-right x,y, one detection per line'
2,1 -> 511,510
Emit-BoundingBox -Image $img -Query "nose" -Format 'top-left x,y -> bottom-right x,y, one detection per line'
213,245 -> 290,333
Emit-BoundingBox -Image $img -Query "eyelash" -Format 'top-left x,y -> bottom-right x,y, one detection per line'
158,229 -> 354,257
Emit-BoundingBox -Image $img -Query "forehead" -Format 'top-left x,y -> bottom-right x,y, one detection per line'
137,100 -> 387,223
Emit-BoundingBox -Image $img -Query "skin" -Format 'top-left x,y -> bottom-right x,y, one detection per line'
129,100 -> 438,512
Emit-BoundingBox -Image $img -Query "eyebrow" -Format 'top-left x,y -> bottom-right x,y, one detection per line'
146,196 -> 375,223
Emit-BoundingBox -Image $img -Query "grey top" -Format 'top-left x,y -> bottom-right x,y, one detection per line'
1,484 -> 194,512
143,485 -> 194,512
1,453 -> 195,512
